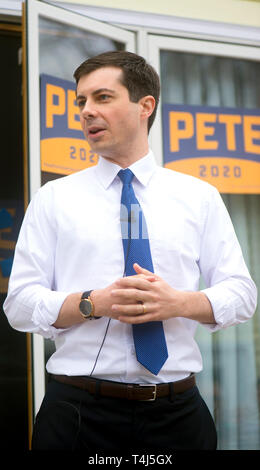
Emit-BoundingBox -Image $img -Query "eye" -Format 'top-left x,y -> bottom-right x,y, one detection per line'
77,99 -> 86,109
98,94 -> 111,101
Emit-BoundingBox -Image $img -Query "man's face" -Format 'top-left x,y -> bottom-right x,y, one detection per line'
76,67 -> 147,164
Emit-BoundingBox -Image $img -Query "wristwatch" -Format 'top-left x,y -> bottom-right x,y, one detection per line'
79,290 -> 98,320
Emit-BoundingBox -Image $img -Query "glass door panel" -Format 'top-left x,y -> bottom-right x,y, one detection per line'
25,0 -> 135,416
148,34 -> 260,450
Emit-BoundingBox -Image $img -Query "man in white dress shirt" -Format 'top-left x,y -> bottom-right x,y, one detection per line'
4,51 -> 257,452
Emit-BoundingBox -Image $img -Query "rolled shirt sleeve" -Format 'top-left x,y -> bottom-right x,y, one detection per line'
3,184 -> 68,339
198,186 -> 257,331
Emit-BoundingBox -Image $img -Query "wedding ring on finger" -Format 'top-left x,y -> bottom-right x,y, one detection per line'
142,303 -> 147,315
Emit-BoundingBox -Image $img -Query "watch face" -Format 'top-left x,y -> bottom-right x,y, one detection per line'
79,299 -> 92,317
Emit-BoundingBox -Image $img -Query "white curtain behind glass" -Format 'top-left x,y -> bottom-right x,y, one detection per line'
39,17 -> 123,80
160,51 -> 260,450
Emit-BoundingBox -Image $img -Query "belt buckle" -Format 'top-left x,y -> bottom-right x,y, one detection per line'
139,384 -> 157,401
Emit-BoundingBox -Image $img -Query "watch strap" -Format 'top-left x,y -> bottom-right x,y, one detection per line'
81,290 -> 93,300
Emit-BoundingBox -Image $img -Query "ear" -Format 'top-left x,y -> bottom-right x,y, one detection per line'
139,95 -> 156,121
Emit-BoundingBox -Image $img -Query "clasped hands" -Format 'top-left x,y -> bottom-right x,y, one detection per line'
92,263 -> 185,324
55,262 -> 213,329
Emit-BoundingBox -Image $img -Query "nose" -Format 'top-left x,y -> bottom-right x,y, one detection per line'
81,99 -> 97,119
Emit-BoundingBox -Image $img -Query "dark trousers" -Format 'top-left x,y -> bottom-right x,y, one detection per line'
31,378 -> 217,452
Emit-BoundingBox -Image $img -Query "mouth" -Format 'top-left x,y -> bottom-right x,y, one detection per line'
87,126 -> 106,139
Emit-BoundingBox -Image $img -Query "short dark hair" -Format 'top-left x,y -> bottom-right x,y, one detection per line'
73,50 -> 160,133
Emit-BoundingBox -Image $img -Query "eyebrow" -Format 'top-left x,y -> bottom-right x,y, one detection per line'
76,88 -> 116,101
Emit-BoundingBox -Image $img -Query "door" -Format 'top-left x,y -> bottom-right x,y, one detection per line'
148,34 -> 260,449
24,0 -> 135,419
0,22 -> 29,450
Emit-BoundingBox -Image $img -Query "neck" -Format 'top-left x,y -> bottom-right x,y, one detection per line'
101,141 -> 149,169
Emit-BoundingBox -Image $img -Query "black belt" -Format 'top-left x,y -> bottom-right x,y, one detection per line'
51,373 -> 196,401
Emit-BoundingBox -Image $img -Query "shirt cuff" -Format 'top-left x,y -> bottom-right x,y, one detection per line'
200,286 -> 236,332
32,291 -> 68,339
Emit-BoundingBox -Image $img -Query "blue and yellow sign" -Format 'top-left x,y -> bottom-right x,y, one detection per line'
162,104 -> 260,193
0,202 -> 23,293
40,74 -> 98,175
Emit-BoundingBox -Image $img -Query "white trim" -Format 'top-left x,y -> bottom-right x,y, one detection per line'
148,34 -> 260,168
0,0 -> 21,11
136,29 -> 148,60
32,335 -> 45,415
0,0 -> 21,17
148,34 -> 260,61
26,1 -> 41,199
0,9 -> 20,16
147,39 -> 163,167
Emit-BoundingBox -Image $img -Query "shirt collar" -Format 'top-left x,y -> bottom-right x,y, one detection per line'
95,150 -> 157,189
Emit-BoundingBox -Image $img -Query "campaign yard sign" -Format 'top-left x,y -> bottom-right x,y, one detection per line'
162,103 -> 260,193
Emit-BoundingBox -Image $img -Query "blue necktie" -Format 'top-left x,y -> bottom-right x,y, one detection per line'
118,169 -> 168,375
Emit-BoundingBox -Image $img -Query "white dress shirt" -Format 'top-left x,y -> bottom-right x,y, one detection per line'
3,151 -> 257,383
